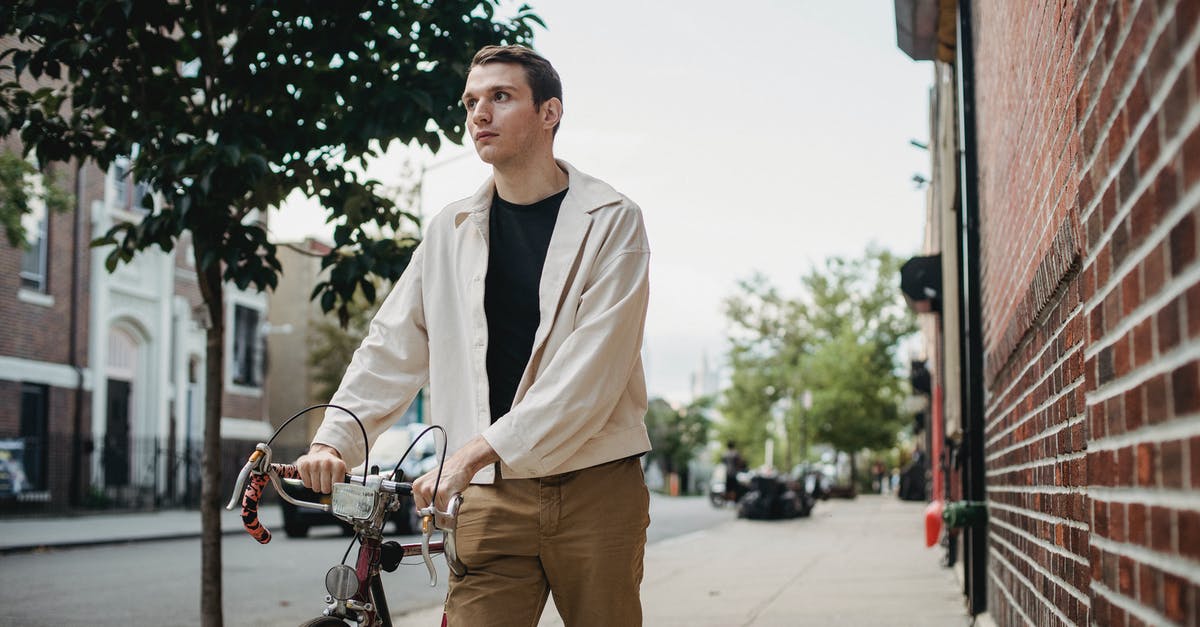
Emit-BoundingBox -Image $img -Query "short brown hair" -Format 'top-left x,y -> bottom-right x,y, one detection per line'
471,45 -> 563,133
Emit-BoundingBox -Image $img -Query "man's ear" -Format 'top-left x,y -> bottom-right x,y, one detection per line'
542,97 -> 563,130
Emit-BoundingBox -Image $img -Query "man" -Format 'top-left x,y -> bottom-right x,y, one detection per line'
296,45 -> 653,625
720,440 -> 745,502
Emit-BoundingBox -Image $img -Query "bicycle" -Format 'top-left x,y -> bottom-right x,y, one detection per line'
226,405 -> 466,626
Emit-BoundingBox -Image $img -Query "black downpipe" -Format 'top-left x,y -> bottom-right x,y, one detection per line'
956,0 -> 988,616
69,162 -> 86,507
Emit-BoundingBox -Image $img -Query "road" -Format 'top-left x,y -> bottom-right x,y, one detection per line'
0,494 -> 730,626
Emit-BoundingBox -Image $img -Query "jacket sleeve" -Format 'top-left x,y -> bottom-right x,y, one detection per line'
482,208 -> 650,475
311,244 -> 429,468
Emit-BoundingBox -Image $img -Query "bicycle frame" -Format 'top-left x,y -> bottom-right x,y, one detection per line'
227,442 -> 464,626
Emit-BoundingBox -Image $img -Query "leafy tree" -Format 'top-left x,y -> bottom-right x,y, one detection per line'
720,246 -> 916,476
0,147 -> 71,246
645,396 -> 712,494
0,3 -> 542,624
801,247 -> 914,487
309,280 -> 387,403
719,273 -> 811,468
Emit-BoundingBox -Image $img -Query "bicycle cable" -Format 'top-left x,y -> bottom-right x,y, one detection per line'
268,403 -> 370,487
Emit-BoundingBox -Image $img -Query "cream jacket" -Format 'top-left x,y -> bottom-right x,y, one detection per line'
312,160 -> 652,483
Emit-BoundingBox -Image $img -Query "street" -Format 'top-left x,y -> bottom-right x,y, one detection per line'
0,493 -> 731,626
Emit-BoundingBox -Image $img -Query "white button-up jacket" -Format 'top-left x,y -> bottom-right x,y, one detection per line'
312,160 -> 652,482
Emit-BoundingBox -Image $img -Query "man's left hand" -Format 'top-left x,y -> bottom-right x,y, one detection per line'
412,434 -> 499,513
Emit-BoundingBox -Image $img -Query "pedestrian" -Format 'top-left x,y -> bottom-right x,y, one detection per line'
721,440 -> 746,502
295,44 -> 653,626
872,461 -> 886,494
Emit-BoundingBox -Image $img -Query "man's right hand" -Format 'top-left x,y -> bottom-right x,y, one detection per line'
296,443 -> 347,494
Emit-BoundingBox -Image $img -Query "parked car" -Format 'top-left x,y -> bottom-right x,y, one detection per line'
790,463 -> 833,501
280,423 -> 440,538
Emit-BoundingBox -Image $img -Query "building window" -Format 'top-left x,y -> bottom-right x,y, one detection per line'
112,156 -> 153,215
18,192 -> 49,292
19,383 -> 49,492
232,305 -> 264,387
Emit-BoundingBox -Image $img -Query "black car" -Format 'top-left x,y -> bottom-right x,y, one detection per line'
280,423 -> 440,538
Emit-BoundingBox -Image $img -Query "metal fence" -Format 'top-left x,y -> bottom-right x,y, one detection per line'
0,434 -> 303,515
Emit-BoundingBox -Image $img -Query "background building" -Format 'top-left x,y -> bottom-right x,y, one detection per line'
266,238 -> 333,452
0,140 -> 102,509
1,138 -> 271,513
897,0 -> 1200,624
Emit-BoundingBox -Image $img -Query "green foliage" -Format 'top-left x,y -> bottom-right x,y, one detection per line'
719,246 -> 916,468
308,280 -> 388,403
644,396 -> 712,476
0,0 -> 543,322
0,148 -> 72,247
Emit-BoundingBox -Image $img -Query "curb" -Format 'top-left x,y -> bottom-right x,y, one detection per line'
0,525 -> 252,556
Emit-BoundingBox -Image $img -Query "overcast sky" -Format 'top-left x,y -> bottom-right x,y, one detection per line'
270,1 -> 934,404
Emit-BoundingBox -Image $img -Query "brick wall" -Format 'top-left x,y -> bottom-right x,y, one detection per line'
972,0 -> 1200,625
0,158 -> 102,364
0,133 -> 103,509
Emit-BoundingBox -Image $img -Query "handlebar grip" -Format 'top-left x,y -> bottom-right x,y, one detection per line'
240,464 -> 301,544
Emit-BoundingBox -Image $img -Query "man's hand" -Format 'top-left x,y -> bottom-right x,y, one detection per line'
412,435 -> 499,513
296,443 -> 347,494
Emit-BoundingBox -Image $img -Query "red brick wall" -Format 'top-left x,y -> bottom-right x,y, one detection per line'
0,158 -> 102,365
973,0 -> 1200,625
0,138 -> 102,509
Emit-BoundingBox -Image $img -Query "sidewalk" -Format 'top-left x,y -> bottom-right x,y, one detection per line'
0,495 -> 969,626
0,506 -> 282,554
399,495 -> 969,626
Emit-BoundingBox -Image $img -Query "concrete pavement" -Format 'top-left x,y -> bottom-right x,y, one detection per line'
1,495 -> 969,626
398,495 -> 970,626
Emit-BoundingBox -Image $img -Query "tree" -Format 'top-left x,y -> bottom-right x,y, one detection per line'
0,147 -> 71,247
801,248 -> 914,488
309,279 -> 387,402
719,273 -> 812,469
645,396 -> 712,494
0,3 -> 542,624
720,246 -> 916,476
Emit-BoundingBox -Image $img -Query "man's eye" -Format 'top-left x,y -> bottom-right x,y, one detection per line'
495,92 -> 508,102
465,99 -> 476,109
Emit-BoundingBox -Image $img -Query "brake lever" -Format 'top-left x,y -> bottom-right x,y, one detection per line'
419,510 -> 437,587
416,494 -> 466,585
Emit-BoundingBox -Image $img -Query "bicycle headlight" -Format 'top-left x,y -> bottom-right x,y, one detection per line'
331,482 -> 378,521
325,565 -> 359,601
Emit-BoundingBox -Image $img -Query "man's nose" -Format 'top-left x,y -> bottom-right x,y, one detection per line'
471,101 -> 491,125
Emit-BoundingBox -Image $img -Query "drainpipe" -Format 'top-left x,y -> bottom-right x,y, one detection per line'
69,162 -> 86,507
956,0 -> 987,615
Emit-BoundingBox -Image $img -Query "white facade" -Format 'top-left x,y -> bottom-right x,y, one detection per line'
87,163 -> 268,502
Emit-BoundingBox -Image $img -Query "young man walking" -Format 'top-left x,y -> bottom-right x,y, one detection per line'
296,45 -> 653,625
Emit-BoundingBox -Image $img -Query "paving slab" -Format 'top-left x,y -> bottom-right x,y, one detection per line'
396,495 -> 970,626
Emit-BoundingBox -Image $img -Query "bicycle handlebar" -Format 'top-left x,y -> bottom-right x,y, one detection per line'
240,463 -> 301,544
226,443 -> 467,584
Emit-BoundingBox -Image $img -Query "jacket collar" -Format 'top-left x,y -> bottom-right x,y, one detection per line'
453,159 -> 622,227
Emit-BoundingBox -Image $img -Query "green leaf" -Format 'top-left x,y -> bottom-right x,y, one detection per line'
12,50 -> 30,76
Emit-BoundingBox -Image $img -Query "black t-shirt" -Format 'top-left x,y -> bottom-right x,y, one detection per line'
485,188 -> 568,422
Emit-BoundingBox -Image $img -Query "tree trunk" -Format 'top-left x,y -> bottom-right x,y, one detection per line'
196,247 -> 225,627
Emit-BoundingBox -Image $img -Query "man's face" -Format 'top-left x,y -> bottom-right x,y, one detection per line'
461,62 -> 556,167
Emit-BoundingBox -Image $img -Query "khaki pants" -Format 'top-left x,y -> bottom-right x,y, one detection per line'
445,457 -> 650,627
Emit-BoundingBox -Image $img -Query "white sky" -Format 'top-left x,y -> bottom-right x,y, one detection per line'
269,1 -> 934,404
